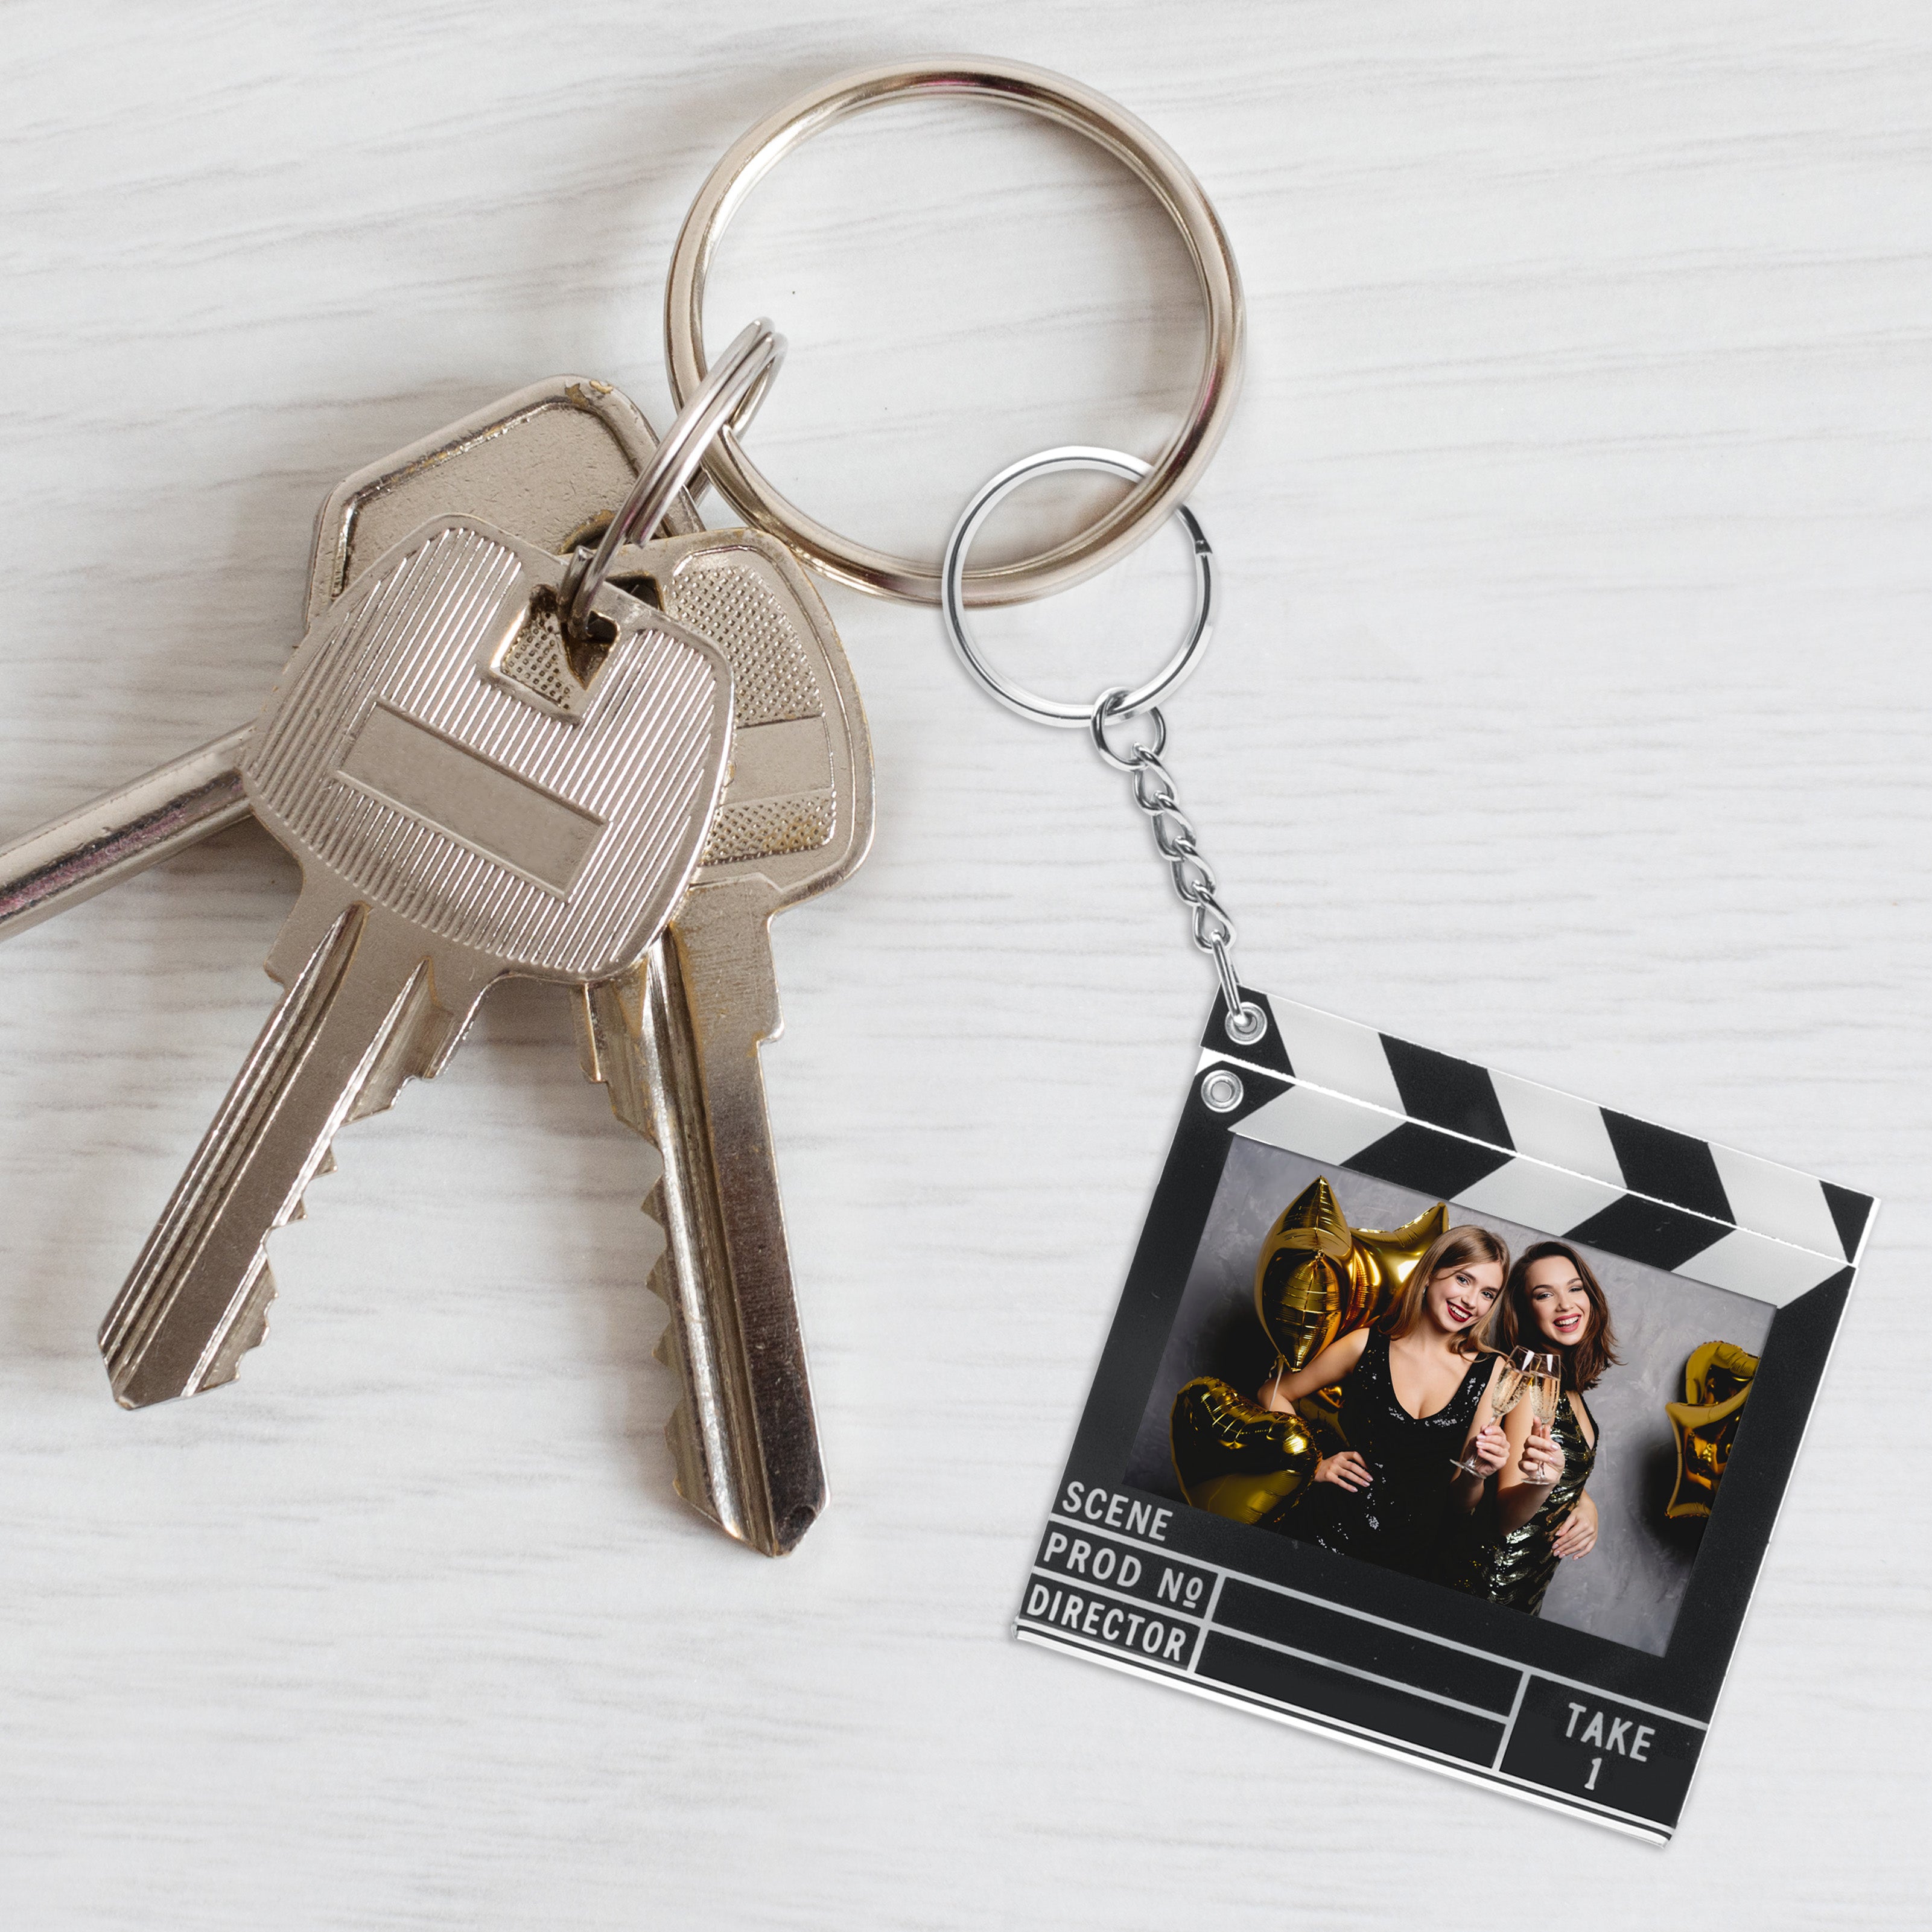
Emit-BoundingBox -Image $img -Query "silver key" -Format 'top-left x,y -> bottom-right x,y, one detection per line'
98,517 -> 732,1408
8,384 -> 870,1551
0,377 -> 702,947
314,406 -> 875,1552
574,529 -> 873,1555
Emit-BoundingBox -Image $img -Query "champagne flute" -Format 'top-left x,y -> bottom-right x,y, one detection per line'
1525,1352 -> 1564,1480
1452,1347 -> 1537,1476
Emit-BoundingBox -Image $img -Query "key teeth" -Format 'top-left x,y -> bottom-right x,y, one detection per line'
106,1259 -> 277,1409
638,1186 -> 723,1534
662,1400 -> 705,1505
653,1315 -> 809,1557
642,1181 -> 673,1312
631,1094 -> 805,1556
196,1264 -> 277,1394
105,1117 -> 347,1408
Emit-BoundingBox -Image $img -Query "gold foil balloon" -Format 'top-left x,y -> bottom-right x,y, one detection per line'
1294,1381 -> 1350,1459
1172,1180 -> 1452,1523
1170,1378 -> 1318,1522
1666,1341 -> 1759,1519
1346,1201 -> 1449,1333
1254,1178 -> 1355,1373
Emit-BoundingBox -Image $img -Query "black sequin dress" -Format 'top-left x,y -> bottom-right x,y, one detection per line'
1440,1390 -> 1598,1615
1284,1330 -> 1490,1581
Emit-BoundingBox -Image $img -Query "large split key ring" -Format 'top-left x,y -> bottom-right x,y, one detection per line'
939,446 -> 1215,728
666,56 -> 1244,608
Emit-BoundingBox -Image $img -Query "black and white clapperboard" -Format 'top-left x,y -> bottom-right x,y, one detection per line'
1016,987 -> 1874,1840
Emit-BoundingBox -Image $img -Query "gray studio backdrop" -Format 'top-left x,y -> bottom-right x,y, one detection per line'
1124,1140 -> 1775,1655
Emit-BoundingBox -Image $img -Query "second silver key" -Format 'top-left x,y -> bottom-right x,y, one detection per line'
576,529 -> 874,1555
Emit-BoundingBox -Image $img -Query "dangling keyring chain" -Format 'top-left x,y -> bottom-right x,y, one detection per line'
1087,694 -> 1261,1043
940,447 -> 1268,1047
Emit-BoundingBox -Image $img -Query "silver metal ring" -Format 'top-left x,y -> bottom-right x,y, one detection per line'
1090,688 -> 1168,771
562,317 -> 784,639
1201,1069 -> 1245,1113
665,56 -> 1245,606
940,448 -> 1215,729
1223,994 -> 1268,1046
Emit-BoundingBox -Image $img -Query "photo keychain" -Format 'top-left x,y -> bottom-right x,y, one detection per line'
941,434 -> 1875,1844
0,57 -> 1876,1841
908,93 -> 1866,1852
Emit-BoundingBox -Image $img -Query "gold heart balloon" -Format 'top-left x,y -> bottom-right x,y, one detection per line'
1293,1381 -> 1350,1460
1254,1178 -> 1355,1372
1170,1376 -> 1318,1523
1345,1201 -> 1449,1333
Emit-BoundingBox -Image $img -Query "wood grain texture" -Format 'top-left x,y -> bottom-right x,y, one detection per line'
1,2 -> 1926,1924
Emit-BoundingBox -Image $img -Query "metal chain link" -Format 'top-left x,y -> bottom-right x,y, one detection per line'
941,449 -> 1264,1049
1091,689 -> 1267,1045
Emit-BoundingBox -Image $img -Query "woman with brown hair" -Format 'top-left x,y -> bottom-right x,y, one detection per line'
1258,1225 -> 1514,1581
1441,1240 -> 1621,1614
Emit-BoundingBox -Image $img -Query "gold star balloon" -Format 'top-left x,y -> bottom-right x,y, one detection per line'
1346,1201 -> 1449,1332
1175,1181 -> 1456,1527
1253,1178 -> 1355,1373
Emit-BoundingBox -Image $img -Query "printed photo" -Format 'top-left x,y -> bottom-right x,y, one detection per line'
1124,1148 -> 1771,1654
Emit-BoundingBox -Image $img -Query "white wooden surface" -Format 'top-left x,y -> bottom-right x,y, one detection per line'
2,4 -> 1927,1923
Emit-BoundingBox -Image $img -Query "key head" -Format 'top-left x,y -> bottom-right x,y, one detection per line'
604,531 -> 873,916
243,516 -> 732,985
307,376 -> 704,628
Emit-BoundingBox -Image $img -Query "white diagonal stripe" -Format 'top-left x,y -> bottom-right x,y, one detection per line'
1234,1085 -> 1396,1166
1708,1144 -> 1845,1259
1271,1001 -> 1405,1114
1452,1160 -> 1624,1236
1490,1071 -> 1624,1186
1671,1225 -> 1842,1306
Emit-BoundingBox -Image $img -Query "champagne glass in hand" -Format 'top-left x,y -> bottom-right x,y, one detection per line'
1522,1353 -> 1565,1482
1452,1349 -> 1534,1476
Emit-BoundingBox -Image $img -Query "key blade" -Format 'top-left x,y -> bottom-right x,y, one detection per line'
576,531 -> 869,1553
98,902 -> 468,1408
103,516 -> 731,1409
663,897 -> 827,1555
586,898 -> 823,1556
0,730 -> 252,947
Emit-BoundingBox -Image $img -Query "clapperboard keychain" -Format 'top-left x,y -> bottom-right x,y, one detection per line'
663,59 -> 1876,1839
0,56 -> 1880,1837
953,424 -> 1878,1838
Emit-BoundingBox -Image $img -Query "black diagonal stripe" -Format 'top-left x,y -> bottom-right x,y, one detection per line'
1600,1111 -> 1733,1224
1379,1036 -> 1513,1148
1820,1181 -> 1873,1262
1563,1194 -> 1727,1274
1345,1123 -> 1514,1200
1204,986 -> 1291,1076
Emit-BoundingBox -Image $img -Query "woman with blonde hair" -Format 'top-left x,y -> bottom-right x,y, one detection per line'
1259,1224 -> 1514,1580
1440,1240 -> 1619,1613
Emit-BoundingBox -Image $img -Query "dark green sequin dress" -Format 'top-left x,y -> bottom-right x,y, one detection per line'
1440,1391 -> 1597,1616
